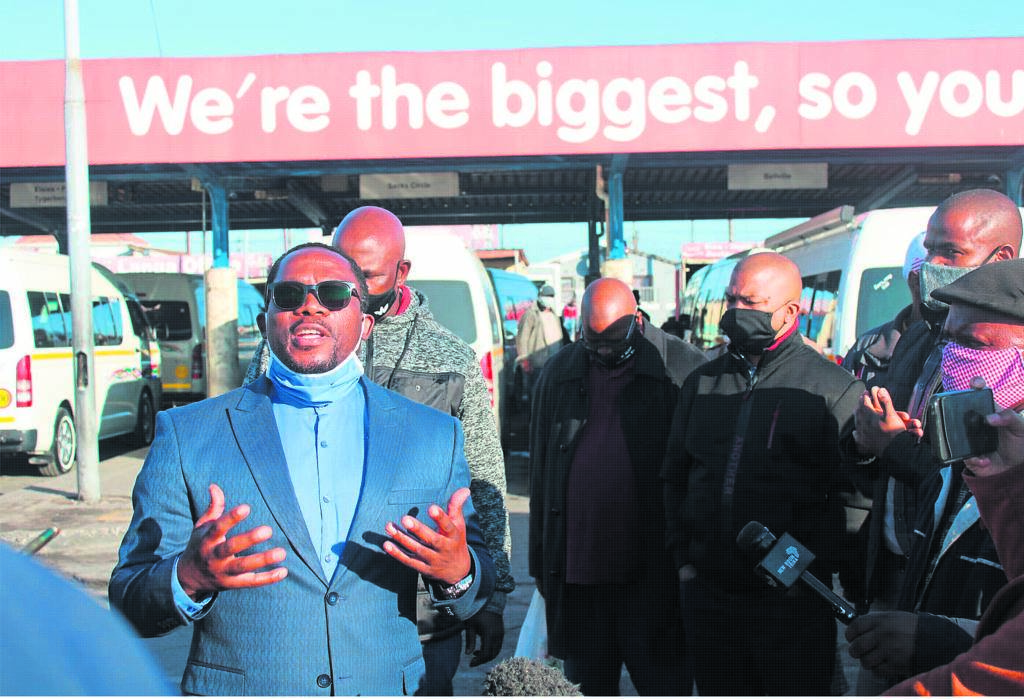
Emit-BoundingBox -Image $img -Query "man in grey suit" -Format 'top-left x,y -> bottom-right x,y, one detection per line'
110,243 -> 495,696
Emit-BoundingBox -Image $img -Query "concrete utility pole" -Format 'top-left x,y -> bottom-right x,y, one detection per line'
64,0 -> 101,502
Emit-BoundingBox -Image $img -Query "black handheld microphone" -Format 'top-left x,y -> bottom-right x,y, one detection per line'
736,521 -> 857,624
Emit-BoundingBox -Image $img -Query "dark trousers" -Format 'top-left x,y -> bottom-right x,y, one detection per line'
560,582 -> 691,696
683,577 -> 836,696
419,633 -> 461,696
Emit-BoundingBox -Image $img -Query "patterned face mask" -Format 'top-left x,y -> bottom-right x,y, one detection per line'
941,342 -> 1024,409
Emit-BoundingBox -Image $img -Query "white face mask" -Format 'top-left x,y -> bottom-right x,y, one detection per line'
538,297 -> 553,309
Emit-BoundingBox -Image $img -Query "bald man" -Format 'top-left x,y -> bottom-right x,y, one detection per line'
529,278 -> 705,696
845,190 -> 1022,693
662,252 -> 864,696
245,207 -> 512,694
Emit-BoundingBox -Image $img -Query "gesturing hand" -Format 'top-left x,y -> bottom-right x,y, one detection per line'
853,387 -> 921,458
383,487 -> 473,586
176,483 -> 288,601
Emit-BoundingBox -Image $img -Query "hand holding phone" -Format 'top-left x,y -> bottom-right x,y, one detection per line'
927,387 -> 999,464
964,408 -> 1024,476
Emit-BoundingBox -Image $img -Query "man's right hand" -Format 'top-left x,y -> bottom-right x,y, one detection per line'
853,387 -> 921,457
965,407 -> 1024,477
176,483 -> 288,601
845,611 -> 919,679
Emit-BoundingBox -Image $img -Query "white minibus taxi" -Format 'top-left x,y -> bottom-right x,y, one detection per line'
118,273 -> 264,405
405,229 -> 505,430
768,206 -> 936,362
682,206 -> 945,362
0,251 -> 161,476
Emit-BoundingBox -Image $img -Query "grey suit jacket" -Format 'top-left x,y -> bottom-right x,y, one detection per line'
109,376 -> 495,696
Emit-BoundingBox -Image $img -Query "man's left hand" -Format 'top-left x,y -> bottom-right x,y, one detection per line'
845,610 -> 919,679
383,487 -> 472,585
464,610 -> 504,666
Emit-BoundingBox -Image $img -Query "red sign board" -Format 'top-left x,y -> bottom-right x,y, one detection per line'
2,38 -> 1022,168
681,241 -> 762,261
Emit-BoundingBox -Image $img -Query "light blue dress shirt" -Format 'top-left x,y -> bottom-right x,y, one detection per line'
269,364 -> 366,578
172,351 -> 366,616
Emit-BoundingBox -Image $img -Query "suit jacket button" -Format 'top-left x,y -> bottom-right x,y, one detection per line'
326,592 -> 339,605
316,674 -> 332,688
551,508 -> 560,515
559,443 -> 567,452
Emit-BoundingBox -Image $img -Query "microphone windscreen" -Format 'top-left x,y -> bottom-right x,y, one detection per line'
736,521 -> 775,555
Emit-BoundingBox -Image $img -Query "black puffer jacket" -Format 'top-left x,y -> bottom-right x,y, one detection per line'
663,330 -> 864,592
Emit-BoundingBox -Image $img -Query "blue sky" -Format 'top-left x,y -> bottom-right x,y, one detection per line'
3,1 -> 1021,262
5,1 -> 1022,60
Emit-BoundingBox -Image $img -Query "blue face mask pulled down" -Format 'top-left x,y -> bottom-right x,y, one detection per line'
266,349 -> 363,408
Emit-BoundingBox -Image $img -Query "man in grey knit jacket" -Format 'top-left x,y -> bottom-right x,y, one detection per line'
245,206 -> 513,694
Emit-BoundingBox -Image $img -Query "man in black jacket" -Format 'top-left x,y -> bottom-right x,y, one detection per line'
529,277 -> 705,696
662,252 -> 863,696
846,259 -> 1024,689
846,191 -> 1021,693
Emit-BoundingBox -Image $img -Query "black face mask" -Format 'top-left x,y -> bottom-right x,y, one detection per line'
583,316 -> 637,368
365,286 -> 398,319
720,308 -> 779,356
919,261 -> 977,312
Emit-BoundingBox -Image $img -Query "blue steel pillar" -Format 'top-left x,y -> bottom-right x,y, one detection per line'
205,182 -> 231,268
607,167 -> 626,260
602,159 -> 632,284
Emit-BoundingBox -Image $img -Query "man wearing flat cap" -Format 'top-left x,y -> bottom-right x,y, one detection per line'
844,190 -> 1021,693
847,258 -> 1024,690
883,266 -> 1024,697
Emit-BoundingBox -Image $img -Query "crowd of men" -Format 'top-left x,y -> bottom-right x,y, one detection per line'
531,187 -> 1024,696
10,189 -> 1021,695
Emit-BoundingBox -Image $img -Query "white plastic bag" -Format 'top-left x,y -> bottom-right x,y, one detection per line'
514,589 -> 548,660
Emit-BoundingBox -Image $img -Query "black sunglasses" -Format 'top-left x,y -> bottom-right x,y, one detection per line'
581,314 -> 636,354
268,281 -> 359,311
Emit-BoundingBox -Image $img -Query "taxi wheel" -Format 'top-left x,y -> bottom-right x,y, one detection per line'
39,406 -> 77,477
131,392 -> 156,447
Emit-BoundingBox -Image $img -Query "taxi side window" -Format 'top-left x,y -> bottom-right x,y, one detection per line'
92,296 -> 124,346
27,291 -> 70,348
125,298 -> 154,341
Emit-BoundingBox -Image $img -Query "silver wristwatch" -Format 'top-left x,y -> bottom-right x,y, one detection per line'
435,569 -> 474,600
